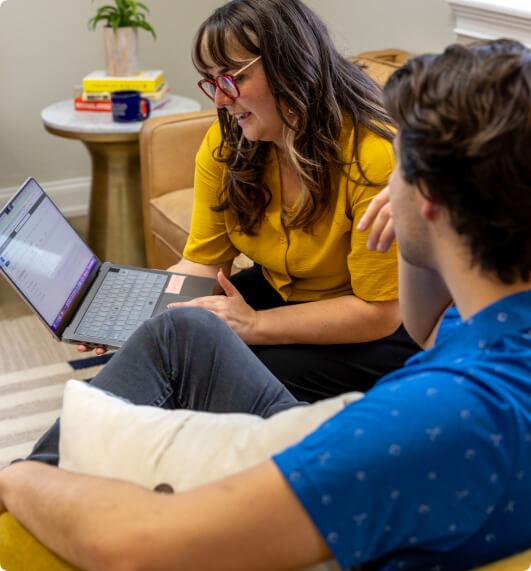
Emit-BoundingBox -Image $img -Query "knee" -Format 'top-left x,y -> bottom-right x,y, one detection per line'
150,307 -> 228,338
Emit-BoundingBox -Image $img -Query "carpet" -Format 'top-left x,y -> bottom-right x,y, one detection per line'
0,353 -> 112,469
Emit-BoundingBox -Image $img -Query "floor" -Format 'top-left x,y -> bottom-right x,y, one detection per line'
0,216 -> 88,374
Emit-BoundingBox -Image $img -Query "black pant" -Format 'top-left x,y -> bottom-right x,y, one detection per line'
230,265 -> 419,403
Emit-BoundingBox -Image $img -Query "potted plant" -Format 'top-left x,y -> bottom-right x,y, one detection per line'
88,0 -> 156,77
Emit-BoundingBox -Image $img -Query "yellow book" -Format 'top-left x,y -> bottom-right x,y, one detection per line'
83,70 -> 164,93
81,82 -> 169,101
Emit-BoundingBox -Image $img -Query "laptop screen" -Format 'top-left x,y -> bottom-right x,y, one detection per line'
0,178 -> 97,329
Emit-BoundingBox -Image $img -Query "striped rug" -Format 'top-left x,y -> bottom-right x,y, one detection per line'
0,354 -> 112,468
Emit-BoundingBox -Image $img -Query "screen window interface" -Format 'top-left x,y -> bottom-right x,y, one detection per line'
0,180 -> 96,330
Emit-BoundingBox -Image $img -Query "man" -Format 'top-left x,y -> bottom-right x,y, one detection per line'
1,39 -> 530,570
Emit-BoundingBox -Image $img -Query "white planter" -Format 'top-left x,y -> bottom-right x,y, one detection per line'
103,27 -> 139,77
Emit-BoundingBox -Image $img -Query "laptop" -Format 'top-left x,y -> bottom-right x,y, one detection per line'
0,177 -> 217,349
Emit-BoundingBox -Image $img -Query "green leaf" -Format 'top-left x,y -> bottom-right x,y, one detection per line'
136,2 -> 150,14
136,20 -> 156,39
88,0 -> 156,39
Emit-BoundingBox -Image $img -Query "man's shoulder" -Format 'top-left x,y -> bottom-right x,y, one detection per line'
365,332 -> 531,442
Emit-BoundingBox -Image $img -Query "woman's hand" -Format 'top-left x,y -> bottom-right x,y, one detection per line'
168,269 -> 260,344
357,186 -> 395,252
75,260 -> 230,355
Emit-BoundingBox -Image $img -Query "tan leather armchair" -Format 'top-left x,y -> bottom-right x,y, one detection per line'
139,49 -> 412,270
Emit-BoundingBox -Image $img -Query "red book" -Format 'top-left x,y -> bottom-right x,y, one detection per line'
73,93 -> 171,113
74,97 -> 111,112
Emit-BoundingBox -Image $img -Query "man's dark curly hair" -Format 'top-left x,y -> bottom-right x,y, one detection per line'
383,39 -> 531,284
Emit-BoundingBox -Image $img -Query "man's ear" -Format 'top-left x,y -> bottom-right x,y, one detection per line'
418,181 -> 441,221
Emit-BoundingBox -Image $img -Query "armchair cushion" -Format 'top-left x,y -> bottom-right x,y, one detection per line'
0,513 -> 79,570
150,187 -> 194,261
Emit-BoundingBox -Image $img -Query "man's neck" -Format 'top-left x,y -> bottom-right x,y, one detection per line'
437,249 -> 530,321
453,276 -> 529,321
426,213 -> 530,321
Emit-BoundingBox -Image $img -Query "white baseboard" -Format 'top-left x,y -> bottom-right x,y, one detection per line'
0,176 -> 90,218
0,177 -> 90,218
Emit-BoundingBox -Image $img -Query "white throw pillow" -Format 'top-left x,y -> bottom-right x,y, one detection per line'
59,380 -> 364,571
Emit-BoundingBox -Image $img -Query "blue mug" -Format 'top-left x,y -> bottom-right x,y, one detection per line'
111,90 -> 151,122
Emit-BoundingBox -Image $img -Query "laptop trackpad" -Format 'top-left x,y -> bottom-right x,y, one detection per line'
154,274 -> 216,315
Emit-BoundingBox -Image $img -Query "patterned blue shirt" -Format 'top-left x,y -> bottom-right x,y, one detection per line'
274,290 -> 531,570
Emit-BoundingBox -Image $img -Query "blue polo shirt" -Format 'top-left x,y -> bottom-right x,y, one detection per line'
274,290 -> 531,570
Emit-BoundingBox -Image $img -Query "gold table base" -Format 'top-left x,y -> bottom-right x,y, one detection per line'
44,126 -> 146,267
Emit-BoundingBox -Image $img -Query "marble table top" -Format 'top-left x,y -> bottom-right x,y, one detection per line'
41,94 -> 201,135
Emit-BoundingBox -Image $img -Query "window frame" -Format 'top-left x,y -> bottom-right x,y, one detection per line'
446,0 -> 531,47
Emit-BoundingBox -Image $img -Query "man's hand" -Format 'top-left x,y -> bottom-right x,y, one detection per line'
167,269 -> 261,344
357,186 -> 395,252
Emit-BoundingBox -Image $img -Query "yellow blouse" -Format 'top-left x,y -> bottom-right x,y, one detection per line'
183,118 -> 398,303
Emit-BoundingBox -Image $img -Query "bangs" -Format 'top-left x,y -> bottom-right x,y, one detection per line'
192,11 -> 259,74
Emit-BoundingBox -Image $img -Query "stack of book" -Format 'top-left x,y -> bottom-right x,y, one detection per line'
74,70 -> 171,112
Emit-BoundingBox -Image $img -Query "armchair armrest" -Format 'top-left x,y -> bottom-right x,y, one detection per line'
139,109 -> 217,268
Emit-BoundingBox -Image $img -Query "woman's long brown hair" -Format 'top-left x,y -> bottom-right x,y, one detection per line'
193,0 -> 394,234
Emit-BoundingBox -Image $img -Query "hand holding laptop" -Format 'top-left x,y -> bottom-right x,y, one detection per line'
0,178 -> 218,351
77,343 -> 108,355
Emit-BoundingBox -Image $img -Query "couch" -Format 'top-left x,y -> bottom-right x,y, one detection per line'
139,49 -> 412,270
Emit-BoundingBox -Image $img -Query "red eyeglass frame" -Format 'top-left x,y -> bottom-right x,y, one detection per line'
197,55 -> 262,102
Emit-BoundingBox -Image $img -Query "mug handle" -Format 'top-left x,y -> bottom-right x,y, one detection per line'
139,98 -> 151,120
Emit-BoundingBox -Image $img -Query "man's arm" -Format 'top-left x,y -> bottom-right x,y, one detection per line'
0,460 -> 331,571
397,255 -> 452,348
357,187 -> 451,349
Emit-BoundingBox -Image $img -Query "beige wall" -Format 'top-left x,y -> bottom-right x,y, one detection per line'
308,0 -> 455,55
0,0 -> 455,198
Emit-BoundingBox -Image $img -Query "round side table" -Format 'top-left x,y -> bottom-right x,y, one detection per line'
41,94 -> 201,267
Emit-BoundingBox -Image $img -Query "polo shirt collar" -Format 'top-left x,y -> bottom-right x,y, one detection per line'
409,289 -> 531,365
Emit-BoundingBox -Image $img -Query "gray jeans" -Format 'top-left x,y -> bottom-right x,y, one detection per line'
27,308 -> 302,465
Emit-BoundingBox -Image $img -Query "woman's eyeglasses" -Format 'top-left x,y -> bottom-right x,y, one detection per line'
197,56 -> 262,102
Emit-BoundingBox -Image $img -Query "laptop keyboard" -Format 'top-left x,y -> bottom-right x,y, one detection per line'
75,268 -> 167,342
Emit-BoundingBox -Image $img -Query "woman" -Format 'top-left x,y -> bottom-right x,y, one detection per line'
84,0 -> 418,401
